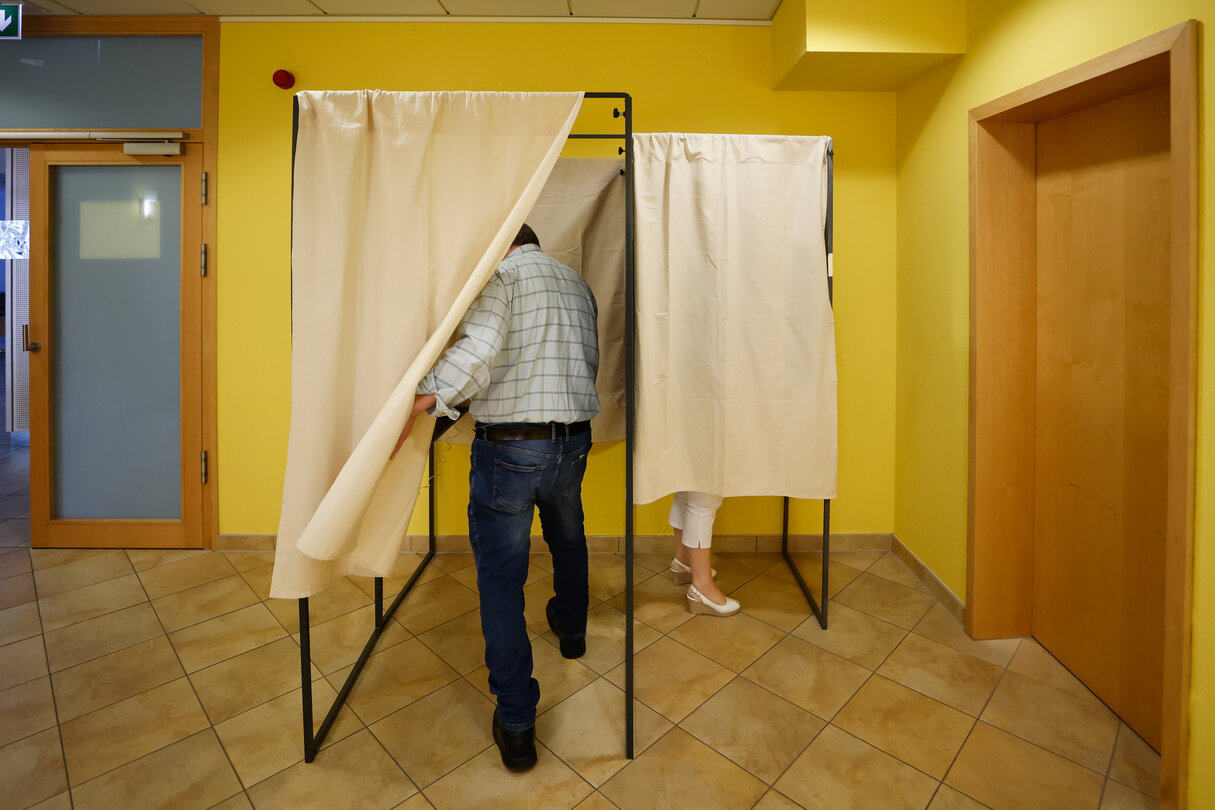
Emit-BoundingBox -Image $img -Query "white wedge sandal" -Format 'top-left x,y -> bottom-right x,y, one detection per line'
686,583 -> 740,616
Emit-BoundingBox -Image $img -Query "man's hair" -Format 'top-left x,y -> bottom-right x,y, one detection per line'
513,223 -> 540,248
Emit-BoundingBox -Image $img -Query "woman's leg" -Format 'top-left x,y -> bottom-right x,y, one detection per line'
669,492 -> 691,567
681,493 -> 726,604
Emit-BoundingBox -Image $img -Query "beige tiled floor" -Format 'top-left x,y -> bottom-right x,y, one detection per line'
0,537 -> 1164,809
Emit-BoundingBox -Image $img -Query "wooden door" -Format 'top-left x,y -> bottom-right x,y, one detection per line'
28,144 -> 204,548
1032,84 -> 1170,748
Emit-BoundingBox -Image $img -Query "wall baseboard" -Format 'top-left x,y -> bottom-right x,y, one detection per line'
216,533 -> 276,551
218,530 -> 964,624
890,534 -> 965,623
221,532 -> 897,554
396,532 -> 897,554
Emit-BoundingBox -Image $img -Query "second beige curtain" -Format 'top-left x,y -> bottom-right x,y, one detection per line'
632,132 -> 838,503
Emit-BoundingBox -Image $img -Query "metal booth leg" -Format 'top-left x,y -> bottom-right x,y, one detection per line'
781,497 -> 830,630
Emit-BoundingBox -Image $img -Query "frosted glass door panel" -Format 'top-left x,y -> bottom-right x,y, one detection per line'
52,165 -> 181,519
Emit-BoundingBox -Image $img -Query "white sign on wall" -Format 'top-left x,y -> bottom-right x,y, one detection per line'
0,220 -> 28,259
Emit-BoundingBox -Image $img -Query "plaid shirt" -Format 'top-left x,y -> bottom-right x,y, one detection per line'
419,244 -> 601,424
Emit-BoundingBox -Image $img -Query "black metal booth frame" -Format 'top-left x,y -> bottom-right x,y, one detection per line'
293,96 -> 834,762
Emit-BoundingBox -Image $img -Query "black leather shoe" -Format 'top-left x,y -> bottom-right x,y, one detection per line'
492,710 -> 537,772
546,598 -> 586,659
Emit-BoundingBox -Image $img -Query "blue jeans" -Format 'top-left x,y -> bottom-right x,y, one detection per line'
468,424 -> 591,731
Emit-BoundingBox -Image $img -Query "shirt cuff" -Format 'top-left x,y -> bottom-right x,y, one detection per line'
419,371 -> 464,420
427,391 -> 461,420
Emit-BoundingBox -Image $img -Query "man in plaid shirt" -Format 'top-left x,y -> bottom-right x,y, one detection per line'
395,223 -> 599,772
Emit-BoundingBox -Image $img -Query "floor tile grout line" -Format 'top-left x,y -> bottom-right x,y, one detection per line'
125,547 -> 216,576
1104,723 -> 1162,797
226,674 -> 370,790
150,591 -> 251,796
831,584 -> 936,632
56,577 -> 219,792
46,599 -> 251,676
977,658 -> 1127,779
726,615 -> 831,798
933,719 -> 994,807
740,594 -> 962,795
906,617 -> 1019,670
35,585 -> 151,637
10,550 -> 1151,809
1101,774 -> 1161,804
173,603 -> 299,673
28,547 -> 128,579
793,666 -> 919,774
68,728 -> 235,805
30,559 -> 136,604
843,612 -> 999,793
1006,639 -> 1129,717
25,546 -> 76,809
999,662 -> 1125,717
975,712 -> 1123,781
355,710 -> 430,803
596,722 -> 684,796
819,723 -> 956,804
807,601 -> 977,787
675,671 -> 815,789
234,561 -> 1064,806
933,641 -> 1022,808
0,567 -> 34,587
663,598 -> 828,787
314,646 -> 464,734
136,561 -> 241,603
281,660 -> 470,790
364,680 -> 496,793
52,595 -> 290,795
0,632 -> 47,692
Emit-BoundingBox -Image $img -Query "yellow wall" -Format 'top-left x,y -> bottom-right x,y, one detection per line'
216,20 -> 899,540
893,1 -> 1211,803
772,0 -> 965,91
804,0 -> 966,55
773,0 -> 966,60
771,0 -> 809,81
216,7 -> 1213,801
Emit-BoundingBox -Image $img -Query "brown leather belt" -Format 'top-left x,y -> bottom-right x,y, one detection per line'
475,421 -> 591,442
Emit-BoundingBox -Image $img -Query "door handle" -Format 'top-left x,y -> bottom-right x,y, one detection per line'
22,324 -> 40,353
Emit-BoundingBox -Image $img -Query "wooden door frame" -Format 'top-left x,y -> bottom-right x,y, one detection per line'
28,143 -> 204,548
18,16 -> 219,549
967,20 -> 1198,807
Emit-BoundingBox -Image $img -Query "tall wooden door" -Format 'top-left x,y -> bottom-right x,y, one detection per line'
1032,84 -> 1170,748
28,144 -> 204,548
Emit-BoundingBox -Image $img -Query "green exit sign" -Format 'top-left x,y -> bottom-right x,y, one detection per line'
0,4 -> 22,40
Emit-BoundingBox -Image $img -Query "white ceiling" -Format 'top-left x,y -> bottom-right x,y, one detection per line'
17,0 -> 783,20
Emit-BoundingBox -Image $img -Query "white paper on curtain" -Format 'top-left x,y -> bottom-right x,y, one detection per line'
441,158 -> 626,445
632,133 -> 837,503
271,90 -> 582,599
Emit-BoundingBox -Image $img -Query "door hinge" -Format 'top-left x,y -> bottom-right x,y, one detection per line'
200,243 -> 207,277
201,450 -> 208,485
201,171 -> 208,206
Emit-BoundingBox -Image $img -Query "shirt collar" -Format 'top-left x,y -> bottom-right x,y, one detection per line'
510,243 -> 541,257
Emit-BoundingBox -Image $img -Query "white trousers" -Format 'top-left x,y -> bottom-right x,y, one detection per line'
669,491 -> 724,549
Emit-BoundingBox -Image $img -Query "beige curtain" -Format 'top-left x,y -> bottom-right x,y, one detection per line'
441,157 -> 626,445
632,133 -> 837,503
271,91 -> 582,599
